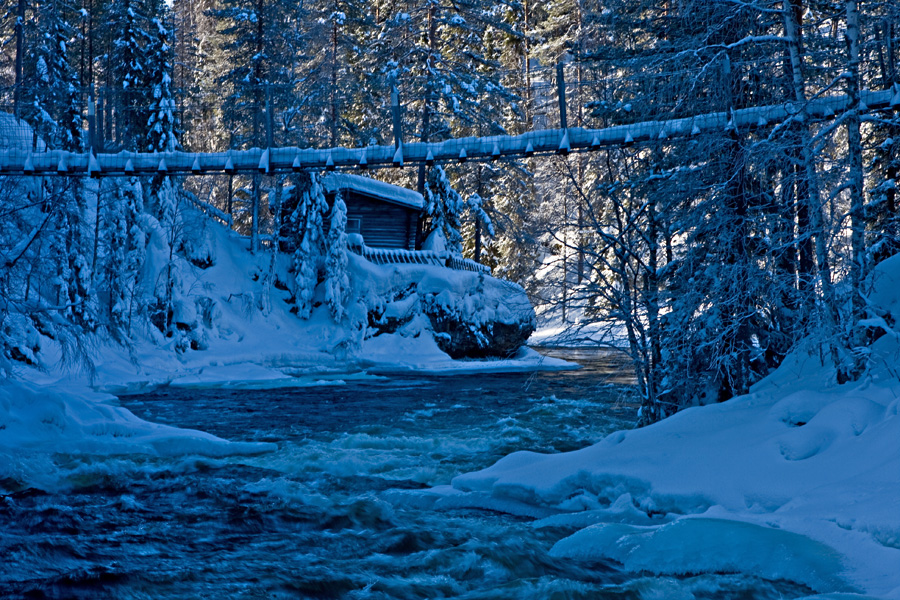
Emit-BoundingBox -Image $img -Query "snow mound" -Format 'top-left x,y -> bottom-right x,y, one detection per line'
550,518 -> 851,593
0,380 -> 274,492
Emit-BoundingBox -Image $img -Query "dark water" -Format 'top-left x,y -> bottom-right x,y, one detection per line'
0,350 -> 813,599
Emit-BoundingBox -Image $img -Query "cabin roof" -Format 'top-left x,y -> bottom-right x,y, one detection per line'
321,173 -> 424,211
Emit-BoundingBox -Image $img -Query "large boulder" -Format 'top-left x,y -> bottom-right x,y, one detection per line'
360,261 -> 535,359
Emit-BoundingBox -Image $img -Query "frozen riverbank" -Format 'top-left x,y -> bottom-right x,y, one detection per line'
444,258 -> 900,599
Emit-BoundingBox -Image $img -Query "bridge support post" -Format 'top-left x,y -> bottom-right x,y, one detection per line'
87,92 -> 96,153
265,85 -> 274,150
557,63 -> 568,131
391,86 -> 403,150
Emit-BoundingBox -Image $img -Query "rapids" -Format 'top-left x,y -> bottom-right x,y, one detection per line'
0,350 -> 814,599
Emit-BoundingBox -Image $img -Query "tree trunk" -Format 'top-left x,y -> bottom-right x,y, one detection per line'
416,3 -> 437,196
14,0 -> 25,118
330,12 -> 339,147
841,0 -> 866,380
783,0 -> 842,364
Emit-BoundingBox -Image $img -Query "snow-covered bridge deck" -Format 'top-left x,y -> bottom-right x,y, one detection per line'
1,87 -> 897,177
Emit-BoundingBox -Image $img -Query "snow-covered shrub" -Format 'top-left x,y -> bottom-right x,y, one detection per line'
1,313 -> 41,366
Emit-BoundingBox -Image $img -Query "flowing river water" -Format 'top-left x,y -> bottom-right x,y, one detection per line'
1,350 -> 814,599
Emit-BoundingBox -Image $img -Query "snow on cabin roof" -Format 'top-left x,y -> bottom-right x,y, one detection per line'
321,173 -> 424,211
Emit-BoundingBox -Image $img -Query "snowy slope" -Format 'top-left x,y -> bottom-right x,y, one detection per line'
14,207 -> 566,395
449,257 -> 900,598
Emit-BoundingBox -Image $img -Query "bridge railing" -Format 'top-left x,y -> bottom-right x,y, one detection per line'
351,243 -> 490,275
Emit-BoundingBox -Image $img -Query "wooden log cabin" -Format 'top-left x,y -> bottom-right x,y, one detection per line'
321,174 -> 424,251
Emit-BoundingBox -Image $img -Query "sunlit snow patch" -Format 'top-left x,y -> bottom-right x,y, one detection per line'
550,517 -> 853,594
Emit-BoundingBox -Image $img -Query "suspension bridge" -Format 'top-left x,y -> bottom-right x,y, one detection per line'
0,86 -> 897,178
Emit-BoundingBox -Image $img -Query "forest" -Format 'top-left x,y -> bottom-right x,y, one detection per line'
1,0 -> 899,423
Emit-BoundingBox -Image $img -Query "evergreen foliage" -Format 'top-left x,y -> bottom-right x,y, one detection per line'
290,172 -> 328,319
323,191 -> 350,321
424,165 -> 464,255
145,11 -> 178,153
23,0 -> 81,152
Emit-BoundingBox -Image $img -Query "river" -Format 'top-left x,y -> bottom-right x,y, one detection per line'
0,350 -> 813,599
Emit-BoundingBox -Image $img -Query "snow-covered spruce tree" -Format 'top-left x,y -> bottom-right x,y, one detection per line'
295,0 -> 375,147
290,172 -> 328,319
145,10 -> 178,154
143,3 -> 181,224
106,0 -> 152,149
373,0 -> 519,192
424,165 -> 464,254
23,0 -> 81,152
463,7 -> 540,286
0,174 -> 53,372
323,191 -> 350,321
101,182 -> 129,336
101,178 -> 146,338
463,192 -> 494,249
458,185 -> 496,264
22,0 -> 98,331
156,175 -> 180,335
214,0 -> 305,251
214,0 -> 303,149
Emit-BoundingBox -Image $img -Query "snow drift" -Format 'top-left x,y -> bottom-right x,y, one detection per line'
0,379 -> 274,493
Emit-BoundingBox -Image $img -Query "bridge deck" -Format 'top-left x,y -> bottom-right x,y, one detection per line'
0,87 -> 896,177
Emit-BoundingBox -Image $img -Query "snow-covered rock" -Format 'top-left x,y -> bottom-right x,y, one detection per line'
361,259 -> 535,358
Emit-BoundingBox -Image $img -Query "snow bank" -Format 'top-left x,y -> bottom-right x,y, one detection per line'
0,379 -> 274,492
14,202 -> 556,398
449,259 -> 900,598
551,518 -> 848,592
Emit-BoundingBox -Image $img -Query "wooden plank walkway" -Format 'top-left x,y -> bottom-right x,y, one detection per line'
0,87 -> 896,177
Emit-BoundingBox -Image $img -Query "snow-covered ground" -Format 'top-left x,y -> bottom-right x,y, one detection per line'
441,257 -> 900,599
11,205 -> 570,396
